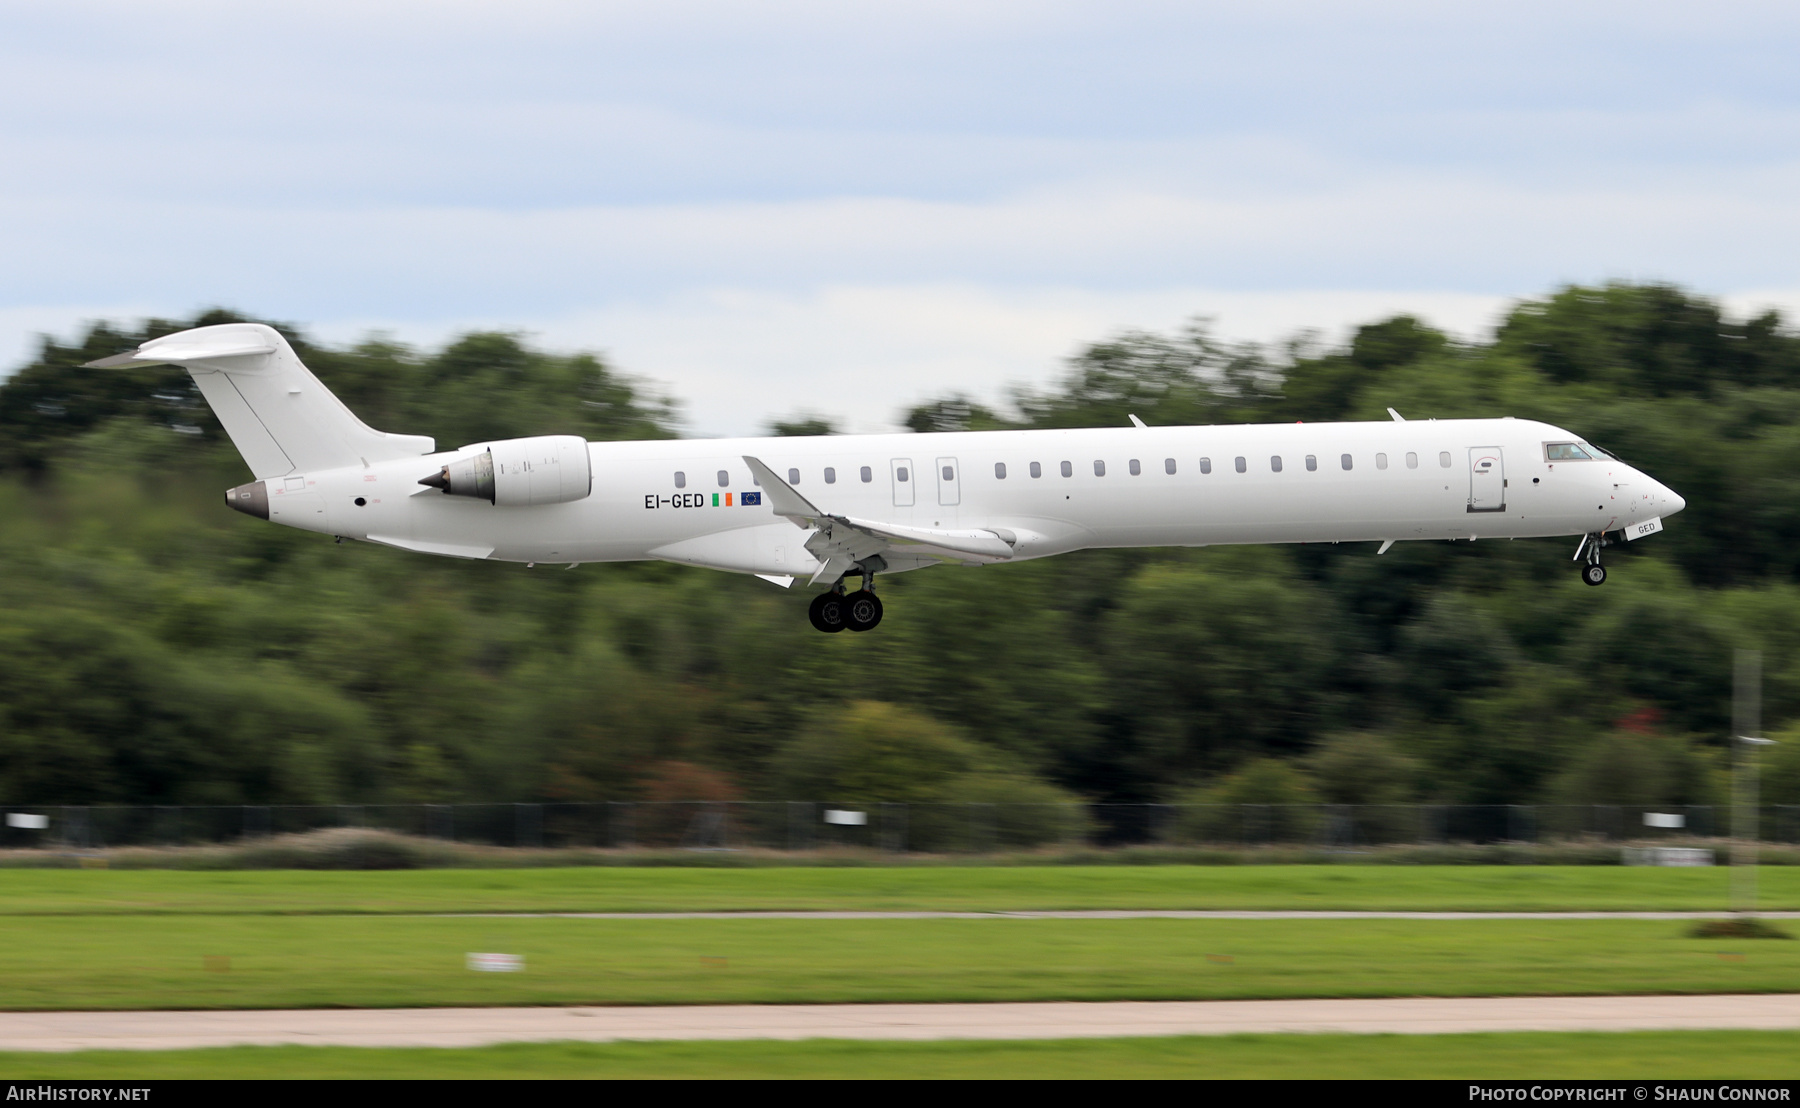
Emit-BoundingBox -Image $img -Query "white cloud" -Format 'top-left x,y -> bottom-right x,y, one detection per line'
9,0 -> 1800,440
304,284 -> 1514,437
0,304 -> 162,376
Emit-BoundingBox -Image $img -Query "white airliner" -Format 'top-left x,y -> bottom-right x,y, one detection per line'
90,322 -> 1686,633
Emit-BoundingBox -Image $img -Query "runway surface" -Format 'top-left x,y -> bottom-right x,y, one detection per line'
443,910 -> 1800,920
4,996 -> 1800,1051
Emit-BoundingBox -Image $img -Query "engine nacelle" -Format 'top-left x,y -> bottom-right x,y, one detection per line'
419,434 -> 592,506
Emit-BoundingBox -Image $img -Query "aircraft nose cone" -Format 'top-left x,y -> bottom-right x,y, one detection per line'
1661,483 -> 1686,517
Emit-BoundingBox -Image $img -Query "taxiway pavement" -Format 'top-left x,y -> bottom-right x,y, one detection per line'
3,995 -> 1799,1051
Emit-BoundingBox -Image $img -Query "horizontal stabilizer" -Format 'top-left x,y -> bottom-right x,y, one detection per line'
84,341 -> 276,368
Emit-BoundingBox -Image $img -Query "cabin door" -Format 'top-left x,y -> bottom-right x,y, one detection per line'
1467,447 -> 1505,513
890,458 -> 915,507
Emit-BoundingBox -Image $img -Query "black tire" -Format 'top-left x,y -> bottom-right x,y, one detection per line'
809,592 -> 848,632
845,590 -> 884,632
1582,563 -> 1607,587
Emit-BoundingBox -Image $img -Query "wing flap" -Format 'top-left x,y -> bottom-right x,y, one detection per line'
734,449 -> 1015,571
838,516 -> 1015,560
739,453 -> 1016,575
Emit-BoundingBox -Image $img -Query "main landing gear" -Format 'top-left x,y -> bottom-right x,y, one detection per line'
808,589 -> 883,633
808,567 -> 884,633
1575,532 -> 1609,587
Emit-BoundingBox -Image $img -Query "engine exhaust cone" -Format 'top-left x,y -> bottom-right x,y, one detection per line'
423,451 -> 496,502
225,481 -> 269,520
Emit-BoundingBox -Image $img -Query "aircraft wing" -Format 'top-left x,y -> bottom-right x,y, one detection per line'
742,455 -> 1016,583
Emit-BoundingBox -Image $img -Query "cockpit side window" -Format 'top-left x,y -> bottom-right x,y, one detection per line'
1545,443 -> 1594,461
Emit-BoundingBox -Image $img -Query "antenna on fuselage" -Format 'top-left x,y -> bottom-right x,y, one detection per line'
1387,408 -> 1406,422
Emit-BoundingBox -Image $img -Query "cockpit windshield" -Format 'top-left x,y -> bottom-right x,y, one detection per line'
1584,442 -> 1617,459
1545,443 -> 1595,461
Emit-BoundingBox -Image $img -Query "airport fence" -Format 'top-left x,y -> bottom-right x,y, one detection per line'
1,802 -> 1798,853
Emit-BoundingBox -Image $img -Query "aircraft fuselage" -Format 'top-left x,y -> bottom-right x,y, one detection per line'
257,417 -> 1682,576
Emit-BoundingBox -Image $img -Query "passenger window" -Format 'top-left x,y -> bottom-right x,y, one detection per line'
995,462 -> 1007,479
1234,456 -> 1246,473
825,467 -> 836,484
897,467 -> 909,482
1030,462 -> 1042,478
1305,455 -> 1317,471
1439,451 -> 1452,468
1341,454 -> 1353,471
1200,457 -> 1212,474
1376,453 -> 1388,470
674,471 -> 686,489
788,468 -> 801,485
942,465 -> 955,481
717,469 -> 729,487
1270,456 -> 1283,473
1545,443 -> 1594,461
1129,459 -> 1141,476
1094,460 -> 1106,476
1405,452 -> 1418,469
1061,461 -> 1073,477
1165,458 -> 1176,474
860,466 -> 872,483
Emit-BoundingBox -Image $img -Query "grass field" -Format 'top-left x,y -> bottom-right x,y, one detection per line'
0,865 -> 1793,915
0,915 -> 1795,1010
4,865 -> 1795,1079
1,1032 -> 1798,1079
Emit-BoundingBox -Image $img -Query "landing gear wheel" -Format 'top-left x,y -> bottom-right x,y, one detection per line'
1581,563 -> 1607,587
808,592 -> 848,633
845,590 -> 883,632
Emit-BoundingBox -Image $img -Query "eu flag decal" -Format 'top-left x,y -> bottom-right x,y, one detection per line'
741,491 -> 762,506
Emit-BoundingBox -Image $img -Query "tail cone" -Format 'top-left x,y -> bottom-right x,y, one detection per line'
225,481 -> 269,520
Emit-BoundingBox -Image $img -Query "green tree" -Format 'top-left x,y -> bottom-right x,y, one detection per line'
768,415 -> 839,437
1170,759 -> 1318,842
1101,556 -> 1340,785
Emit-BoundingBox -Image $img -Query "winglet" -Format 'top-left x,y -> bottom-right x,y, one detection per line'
1387,407 -> 1406,422
742,456 -> 824,524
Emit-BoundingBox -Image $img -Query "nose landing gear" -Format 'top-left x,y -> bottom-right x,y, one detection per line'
1575,532 -> 1610,586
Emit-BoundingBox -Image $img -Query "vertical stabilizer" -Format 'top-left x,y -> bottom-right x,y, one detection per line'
85,323 -> 435,478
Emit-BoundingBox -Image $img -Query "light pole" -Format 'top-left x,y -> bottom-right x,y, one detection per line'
1731,650 -> 1777,916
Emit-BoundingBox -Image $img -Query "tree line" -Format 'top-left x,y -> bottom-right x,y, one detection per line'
3,286 -> 1800,818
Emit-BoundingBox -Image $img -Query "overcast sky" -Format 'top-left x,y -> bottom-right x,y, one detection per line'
5,0 -> 1800,433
